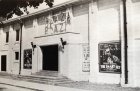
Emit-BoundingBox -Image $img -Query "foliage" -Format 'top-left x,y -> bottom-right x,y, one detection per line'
0,0 -> 54,19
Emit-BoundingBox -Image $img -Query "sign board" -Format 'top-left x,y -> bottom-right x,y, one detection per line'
82,44 -> 90,72
99,42 -> 121,73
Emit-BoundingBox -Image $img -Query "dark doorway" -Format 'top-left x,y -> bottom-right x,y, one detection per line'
41,45 -> 58,71
1,55 -> 7,71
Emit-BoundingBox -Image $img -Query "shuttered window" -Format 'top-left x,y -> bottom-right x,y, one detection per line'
6,32 -> 9,43
16,29 -> 20,41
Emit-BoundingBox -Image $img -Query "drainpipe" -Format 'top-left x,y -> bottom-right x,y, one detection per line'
122,0 -> 128,84
19,19 -> 23,75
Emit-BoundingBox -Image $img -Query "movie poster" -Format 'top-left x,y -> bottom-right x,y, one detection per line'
24,49 -> 32,69
99,42 -> 121,73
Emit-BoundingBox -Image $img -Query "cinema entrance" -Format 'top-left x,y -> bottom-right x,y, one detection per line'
41,45 -> 58,71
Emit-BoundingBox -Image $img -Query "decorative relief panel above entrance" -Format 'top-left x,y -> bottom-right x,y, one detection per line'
44,10 -> 71,35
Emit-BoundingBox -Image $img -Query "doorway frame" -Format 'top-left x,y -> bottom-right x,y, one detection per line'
1,55 -> 7,72
40,44 -> 60,72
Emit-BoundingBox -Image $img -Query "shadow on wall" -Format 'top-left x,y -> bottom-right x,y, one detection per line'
72,3 -> 89,17
0,88 -> 7,91
3,26 -> 10,33
24,18 -> 33,29
132,0 -> 140,3
97,0 -> 120,10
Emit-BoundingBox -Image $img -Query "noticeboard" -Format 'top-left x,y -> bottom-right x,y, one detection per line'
82,44 -> 90,72
99,42 -> 121,73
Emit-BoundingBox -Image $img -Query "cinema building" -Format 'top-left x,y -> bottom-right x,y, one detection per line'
0,0 -> 140,87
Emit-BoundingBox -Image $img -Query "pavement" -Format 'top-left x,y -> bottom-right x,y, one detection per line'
0,73 -> 139,91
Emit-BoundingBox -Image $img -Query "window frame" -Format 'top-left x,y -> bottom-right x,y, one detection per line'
6,31 -> 9,43
16,29 -> 20,41
15,52 -> 19,60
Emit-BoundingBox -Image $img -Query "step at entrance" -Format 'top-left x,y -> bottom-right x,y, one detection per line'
33,70 -> 59,77
26,70 -> 74,85
16,71 -> 73,85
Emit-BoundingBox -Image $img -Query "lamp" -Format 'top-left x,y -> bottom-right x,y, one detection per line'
31,42 -> 36,52
60,38 -> 67,49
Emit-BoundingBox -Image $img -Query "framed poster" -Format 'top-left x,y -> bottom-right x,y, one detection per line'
99,42 -> 121,73
23,49 -> 32,69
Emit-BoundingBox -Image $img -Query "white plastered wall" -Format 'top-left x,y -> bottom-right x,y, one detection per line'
0,25 -> 11,73
128,0 -> 140,87
89,0 -> 121,84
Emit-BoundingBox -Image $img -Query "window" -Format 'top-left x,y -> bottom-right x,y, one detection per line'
16,29 -> 20,41
15,52 -> 19,60
6,32 -> 9,43
1,55 -> 7,71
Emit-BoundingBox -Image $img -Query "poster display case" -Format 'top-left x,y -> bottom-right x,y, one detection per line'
23,49 -> 32,69
99,42 -> 121,73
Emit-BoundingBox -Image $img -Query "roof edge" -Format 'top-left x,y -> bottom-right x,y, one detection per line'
2,0 -> 91,24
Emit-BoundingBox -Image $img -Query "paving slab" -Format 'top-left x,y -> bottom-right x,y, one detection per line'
0,74 -> 139,91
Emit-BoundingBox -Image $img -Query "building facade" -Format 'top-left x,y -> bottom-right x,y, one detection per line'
0,0 -> 140,87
